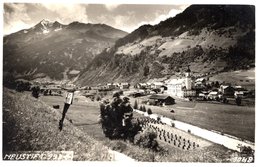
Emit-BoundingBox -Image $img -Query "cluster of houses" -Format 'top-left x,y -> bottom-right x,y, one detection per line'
133,68 -> 197,99
90,82 -> 130,91
80,67 -> 253,105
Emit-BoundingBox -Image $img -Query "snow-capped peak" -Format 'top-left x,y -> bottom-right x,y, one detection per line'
40,19 -> 54,27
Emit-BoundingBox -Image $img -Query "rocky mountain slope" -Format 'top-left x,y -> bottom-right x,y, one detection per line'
3,19 -> 128,81
78,5 -> 255,86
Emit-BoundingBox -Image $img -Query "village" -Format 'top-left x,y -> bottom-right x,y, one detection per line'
14,66 -> 255,113
71,67 -> 255,106
13,67 -> 254,140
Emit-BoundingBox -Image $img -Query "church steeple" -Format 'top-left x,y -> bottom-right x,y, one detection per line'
185,65 -> 192,90
185,66 -> 191,77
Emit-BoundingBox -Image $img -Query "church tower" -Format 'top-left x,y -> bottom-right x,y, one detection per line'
185,66 -> 192,90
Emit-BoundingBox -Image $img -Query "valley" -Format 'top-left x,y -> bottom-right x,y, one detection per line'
2,4 -> 255,163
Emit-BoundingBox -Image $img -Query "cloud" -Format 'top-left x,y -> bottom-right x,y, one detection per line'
4,3 -> 34,34
41,3 -> 89,24
4,3 -> 90,34
104,4 -> 120,11
3,3 -> 189,35
137,6 -> 189,28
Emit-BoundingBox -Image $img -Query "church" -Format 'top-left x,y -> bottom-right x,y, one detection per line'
166,68 -> 196,98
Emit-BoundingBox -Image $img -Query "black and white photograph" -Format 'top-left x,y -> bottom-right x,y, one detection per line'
1,0 -> 257,164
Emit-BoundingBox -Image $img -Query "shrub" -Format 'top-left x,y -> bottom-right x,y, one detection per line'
147,108 -> 153,115
96,95 -> 101,101
236,97 -> 242,106
100,96 -> 141,140
142,106 -> 146,112
139,105 -> 143,111
110,141 -> 127,152
134,128 -> 159,150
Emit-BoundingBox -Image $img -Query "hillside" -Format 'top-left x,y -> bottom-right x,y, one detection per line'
3,19 -> 128,81
78,5 -> 255,86
2,88 -> 112,160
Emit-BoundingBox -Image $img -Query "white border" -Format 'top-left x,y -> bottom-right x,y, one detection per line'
0,0 -> 258,167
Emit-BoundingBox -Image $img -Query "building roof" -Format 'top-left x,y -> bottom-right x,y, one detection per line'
195,78 -> 205,82
152,82 -> 164,86
167,78 -> 185,85
221,85 -> 234,90
149,94 -> 174,100
138,83 -> 147,86
209,91 -> 218,95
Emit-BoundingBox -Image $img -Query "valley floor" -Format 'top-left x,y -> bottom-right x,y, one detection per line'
39,92 -> 253,162
2,88 -> 254,162
128,96 -> 255,142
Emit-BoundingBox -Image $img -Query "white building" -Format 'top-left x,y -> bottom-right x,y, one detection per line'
119,83 -> 130,89
166,68 -> 196,98
151,82 -> 164,89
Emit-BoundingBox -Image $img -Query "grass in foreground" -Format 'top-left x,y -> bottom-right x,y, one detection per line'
3,88 -> 111,161
4,89 -> 240,162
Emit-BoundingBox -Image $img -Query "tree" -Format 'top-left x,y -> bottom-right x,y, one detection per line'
31,86 -> 40,98
236,97 -> 242,106
100,95 -> 141,140
211,81 -> 215,88
215,81 -> 220,88
143,65 -> 150,76
147,108 -> 153,115
134,100 -> 138,109
139,105 -> 143,111
142,106 -> 146,112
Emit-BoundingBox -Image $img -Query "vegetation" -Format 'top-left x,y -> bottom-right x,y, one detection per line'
133,100 -> 138,109
147,108 -> 153,115
100,95 -> 141,141
133,129 -> 159,151
3,88 -> 111,161
76,5 -> 254,85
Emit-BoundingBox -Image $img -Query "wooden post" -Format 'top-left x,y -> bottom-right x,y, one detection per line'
59,89 -> 75,131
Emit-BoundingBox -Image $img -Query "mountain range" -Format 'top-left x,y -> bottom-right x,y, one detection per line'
3,19 -> 128,82
77,5 -> 255,86
3,5 -> 255,87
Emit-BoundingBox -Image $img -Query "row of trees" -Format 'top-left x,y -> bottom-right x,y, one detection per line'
133,100 -> 153,114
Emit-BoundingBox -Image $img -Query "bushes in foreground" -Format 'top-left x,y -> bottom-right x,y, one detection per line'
100,95 -> 160,151
134,128 -> 159,151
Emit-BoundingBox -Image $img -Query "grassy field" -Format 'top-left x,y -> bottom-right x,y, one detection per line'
39,93 -> 242,162
209,68 -> 255,90
2,88 -> 111,161
130,97 -> 255,142
3,88 -> 250,162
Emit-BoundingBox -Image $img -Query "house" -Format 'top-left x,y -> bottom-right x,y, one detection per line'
207,91 -> 219,100
130,92 -> 145,98
113,83 -> 120,88
195,78 -> 206,88
151,82 -> 164,89
119,83 -> 130,89
166,78 -> 185,97
219,85 -> 234,97
107,83 -> 116,90
148,94 -> 175,106
234,86 -> 248,98
146,82 -> 152,89
136,83 -> 148,89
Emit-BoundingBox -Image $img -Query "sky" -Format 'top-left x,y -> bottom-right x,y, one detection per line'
3,3 -> 189,35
